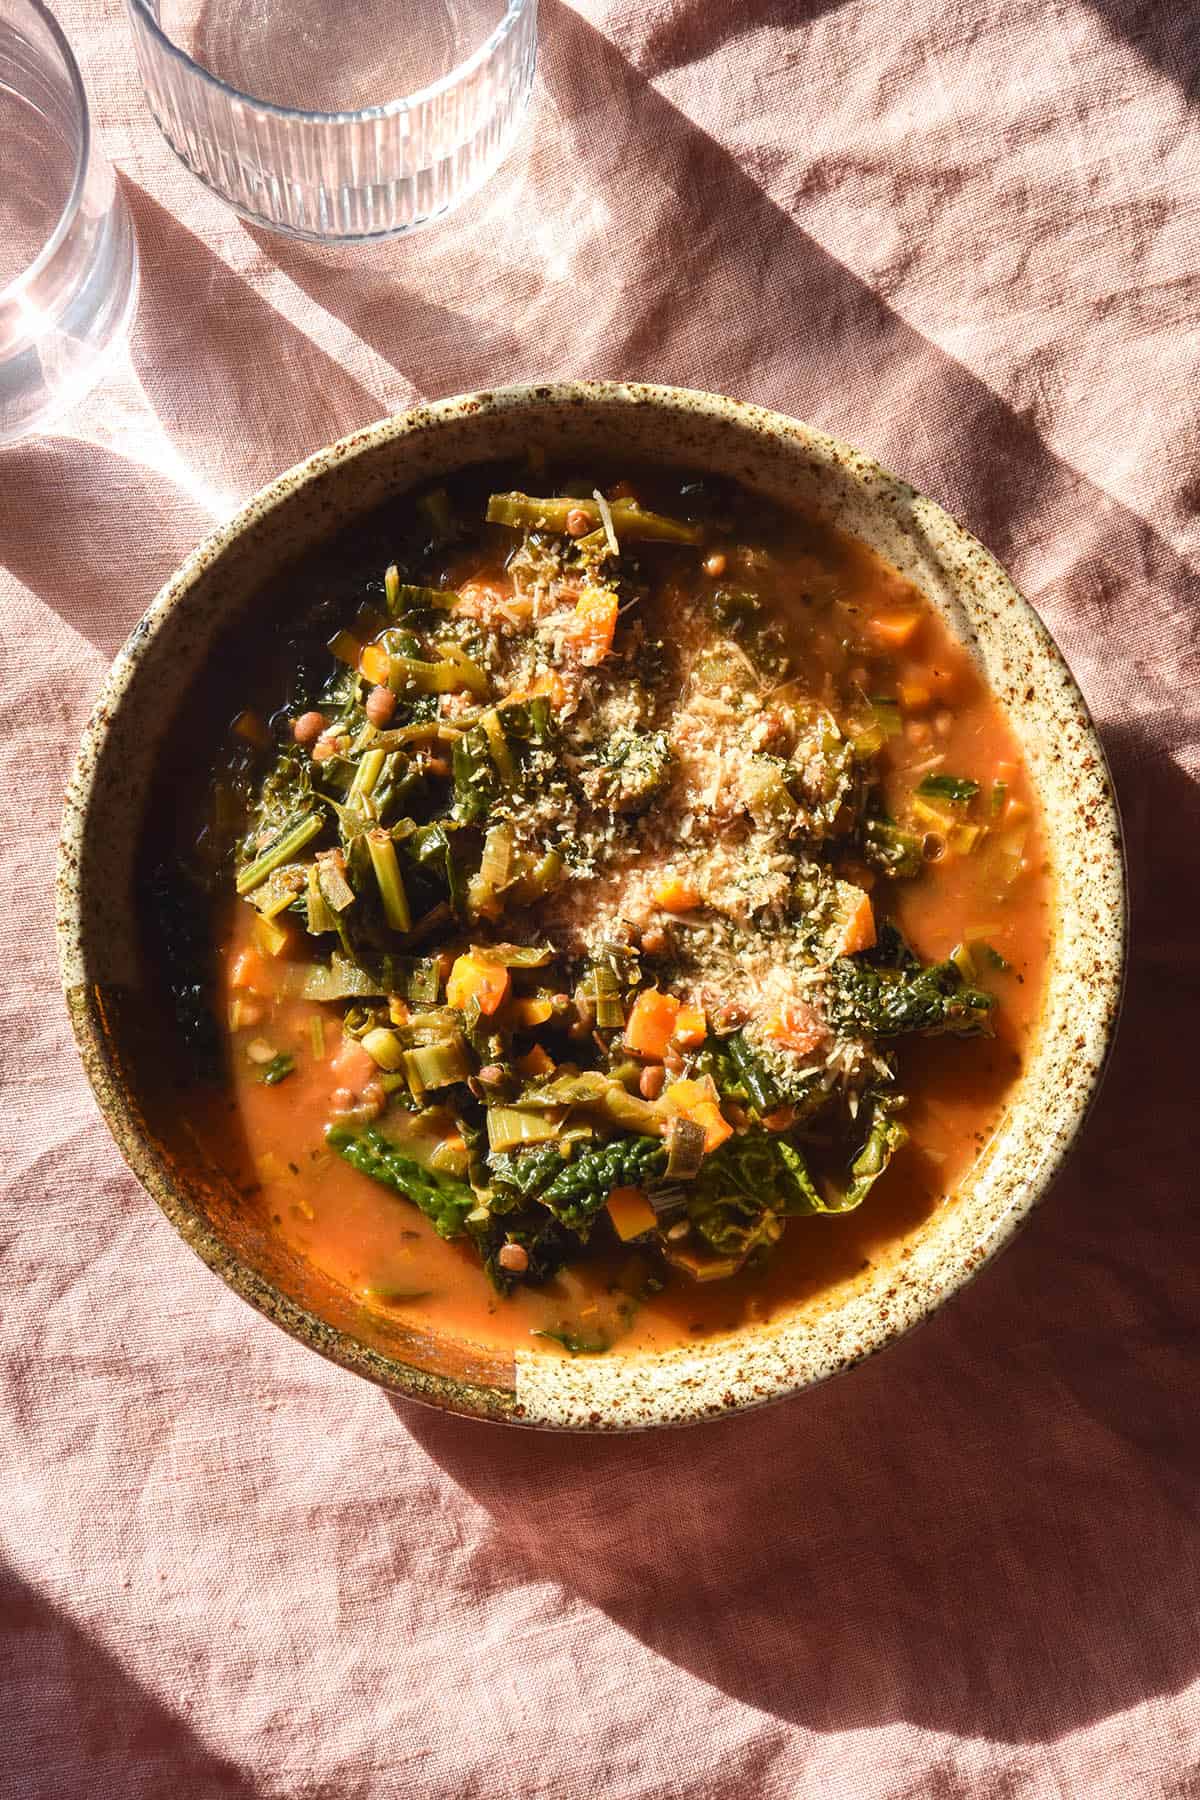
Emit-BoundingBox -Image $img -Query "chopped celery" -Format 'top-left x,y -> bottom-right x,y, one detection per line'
429,1136 -> 470,1177
950,942 -> 977,982
478,822 -> 515,893
480,709 -> 516,783
470,942 -> 555,968
486,491 -> 703,545
309,1014 -> 326,1060
432,642 -> 490,698
253,912 -> 291,957
250,868 -> 305,921
948,822 -> 984,856
372,721 -> 461,750
582,961 -> 625,1030
348,747 -> 386,803
487,1109 -> 563,1153
327,628 -> 362,667
236,812 -> 324,896
666,1116 -> 707,1180
305,863 -> 337,934
388,655 -> 480,696
508,848 -> 563,903
367,830 -> 413,932
362,1027 -> 405,1071
403,1037 -> 470,1092
387,580 -> 457,616
316,852 -> 355,913
911,795 -> 956,833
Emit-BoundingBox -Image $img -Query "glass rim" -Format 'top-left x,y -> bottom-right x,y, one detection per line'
126,0 -> 533,126
1,0 -> 91,304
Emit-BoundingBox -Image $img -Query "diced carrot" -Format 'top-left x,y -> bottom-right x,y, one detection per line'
388,997 -> 411,1026
762,1001 -> 824,1056
446,952 -> 510,1015
672,1004 -> 707,1050
1002,797 -> 1030,826
253,913 -> 295,959
994,760 -> 1019,786
868,612 -> 922,649
564,587 -> 619,666
511,997 -> 554,1028
442,1133 -> 467,1155
898,679 -> 931,713
625,989 -> 681,1060
836,890 -> 876,956
452,577 -> 510,621
665,1078 -> 734,1153
232,709 -> 269,748
690,1101 -> 734,1154
515,1044 -> 555,1079
505,669 -> 568,710
359,642 -> 390,685
606,1186 -> 657,1242
230,946 -> 269,993
653,872 -> 700,913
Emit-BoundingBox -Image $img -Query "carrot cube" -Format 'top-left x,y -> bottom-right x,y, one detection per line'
625,989 -> 680,1060
836,891 -> 876,956
868,612 -> 922,650
898,679 -> 931,713
564,587 -> 619,666
359,643 -> 390,686
672,1005 -> 708,1050
606,1186 -> 658,1241
653,872 -> 700,913
446,952 -> 510,1015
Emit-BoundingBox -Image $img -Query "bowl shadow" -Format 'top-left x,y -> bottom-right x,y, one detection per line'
389,717 -> 1198,1747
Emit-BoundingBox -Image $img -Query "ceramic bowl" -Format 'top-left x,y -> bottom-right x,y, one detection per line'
56,382 -> 1126,1430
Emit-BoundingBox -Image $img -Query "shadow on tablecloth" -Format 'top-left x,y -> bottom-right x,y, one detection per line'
2,1565 -> 253,1798
395,716 -> 1199,1749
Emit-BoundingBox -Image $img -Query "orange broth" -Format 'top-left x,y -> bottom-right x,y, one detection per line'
180,472 -> 1051,1360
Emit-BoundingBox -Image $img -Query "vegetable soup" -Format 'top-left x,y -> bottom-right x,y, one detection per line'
153,462 -> 1051,1358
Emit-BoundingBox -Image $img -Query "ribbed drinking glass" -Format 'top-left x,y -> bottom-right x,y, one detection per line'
126,0 -> 538,241
0,0 -> 138,444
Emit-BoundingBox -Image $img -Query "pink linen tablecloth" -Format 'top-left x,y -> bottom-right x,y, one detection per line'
3,2 -> 1198,1794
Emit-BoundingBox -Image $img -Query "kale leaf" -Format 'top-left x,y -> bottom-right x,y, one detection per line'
327,1124 -> 477,1240
537,1136 -> 669,1233
684,1107 -> 907,1260
839,1099 -> 909,1212
828,949 -> 994,1038
452,725 -> 500,824
589,729 -> 674,815
486,1143 -> 570,1211
474,1207 -> 584,1293
862,817 -> 924,878
916,773 -> 980,806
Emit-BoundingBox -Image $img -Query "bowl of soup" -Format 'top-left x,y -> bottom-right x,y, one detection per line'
56,383 -> 1125,1430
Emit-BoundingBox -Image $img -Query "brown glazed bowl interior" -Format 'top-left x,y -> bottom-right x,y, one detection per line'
56,383 -> 1126,1430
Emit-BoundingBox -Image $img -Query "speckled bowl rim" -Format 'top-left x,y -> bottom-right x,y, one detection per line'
56,382 -> 1127,1431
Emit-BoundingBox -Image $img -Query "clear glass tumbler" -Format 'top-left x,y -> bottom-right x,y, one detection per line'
0,0 -> 138,445
126,0 -> 538,242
